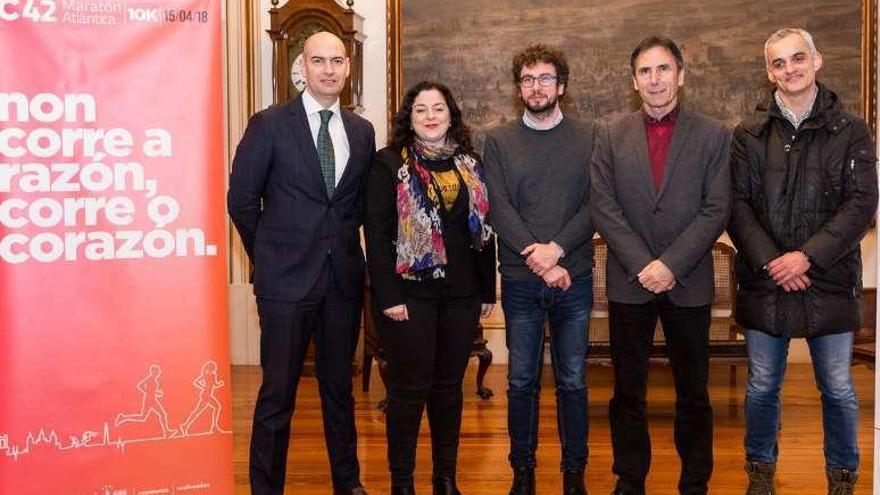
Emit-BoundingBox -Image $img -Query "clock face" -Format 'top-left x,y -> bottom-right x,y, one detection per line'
290,53 -> 305,93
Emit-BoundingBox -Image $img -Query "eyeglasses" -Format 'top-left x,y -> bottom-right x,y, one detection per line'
518,74 -> 558,88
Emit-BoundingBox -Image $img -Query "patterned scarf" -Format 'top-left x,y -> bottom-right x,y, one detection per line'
395,140 -> 492,280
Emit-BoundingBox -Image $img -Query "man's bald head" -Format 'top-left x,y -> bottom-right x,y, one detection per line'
301,31 -> 350,107
303,31 -> 347,58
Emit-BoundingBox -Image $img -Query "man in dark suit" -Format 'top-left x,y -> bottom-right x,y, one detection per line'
227,31 -> 375,495
591,36 -> 731,495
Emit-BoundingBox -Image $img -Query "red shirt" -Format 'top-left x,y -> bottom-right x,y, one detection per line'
644,106 -> 679,191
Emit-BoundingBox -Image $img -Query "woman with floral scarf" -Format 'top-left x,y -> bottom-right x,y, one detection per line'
364,81 -> 496,495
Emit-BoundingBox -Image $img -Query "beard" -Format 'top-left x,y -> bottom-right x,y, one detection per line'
523,92 -> 559,115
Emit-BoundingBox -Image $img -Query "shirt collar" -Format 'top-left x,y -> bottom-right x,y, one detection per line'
773,85 -> 817,130
642,105 -> 679,125
522,108 -> 564,130
302,89 -> 341,118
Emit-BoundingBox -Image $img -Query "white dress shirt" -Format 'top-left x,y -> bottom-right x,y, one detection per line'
302,89 -> 351,186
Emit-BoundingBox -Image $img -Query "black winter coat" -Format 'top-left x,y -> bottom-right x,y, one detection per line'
728,84 -> 878,337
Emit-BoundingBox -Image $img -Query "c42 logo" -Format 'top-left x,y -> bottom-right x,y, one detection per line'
0,0 -> 58,23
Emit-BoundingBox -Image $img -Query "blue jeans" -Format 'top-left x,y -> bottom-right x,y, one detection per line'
502,275 -> 591,471
744,329 -> 859,471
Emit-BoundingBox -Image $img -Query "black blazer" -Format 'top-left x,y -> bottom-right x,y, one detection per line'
364,147 -> 497,311
227,96 -> 376,301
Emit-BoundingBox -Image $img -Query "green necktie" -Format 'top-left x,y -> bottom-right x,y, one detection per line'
317,109 -> 335,197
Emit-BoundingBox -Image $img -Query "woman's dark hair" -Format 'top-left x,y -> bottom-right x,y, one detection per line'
388,81 -> 473,152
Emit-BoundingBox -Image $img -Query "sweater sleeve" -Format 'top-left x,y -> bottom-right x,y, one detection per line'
551,120 -> 596,254
483,132 -> 538,253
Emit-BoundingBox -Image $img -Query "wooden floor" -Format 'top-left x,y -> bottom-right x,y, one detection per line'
232,362 -> 875,494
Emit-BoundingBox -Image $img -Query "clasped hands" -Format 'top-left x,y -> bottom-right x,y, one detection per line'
521,241 -> 570,291
766,251 -> 811,292
638,259 -> 676,294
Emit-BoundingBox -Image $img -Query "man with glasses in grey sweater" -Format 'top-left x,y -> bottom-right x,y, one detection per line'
483,43 -> 597,495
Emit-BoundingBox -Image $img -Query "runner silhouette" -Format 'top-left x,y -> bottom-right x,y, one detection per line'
114,364 -> 176,437
179,361 -> 226,434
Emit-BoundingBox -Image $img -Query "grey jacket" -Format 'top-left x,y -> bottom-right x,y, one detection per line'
591,107 -> 731,306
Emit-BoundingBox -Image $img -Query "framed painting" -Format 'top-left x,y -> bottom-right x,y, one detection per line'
387,0 -> 876,144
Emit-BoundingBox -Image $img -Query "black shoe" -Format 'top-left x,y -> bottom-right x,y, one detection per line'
563,469 -> 587,495
433,476 -> 462,495
391,485 -> 415,495
509,467 -> 535,495
334,487 -> 369,495
611,479 -> 644,495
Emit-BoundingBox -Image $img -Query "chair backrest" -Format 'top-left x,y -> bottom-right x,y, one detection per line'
711,242 -> 737,312
591,238 -> 608,312
590,238 -> 739,341
855,288 -> 876,343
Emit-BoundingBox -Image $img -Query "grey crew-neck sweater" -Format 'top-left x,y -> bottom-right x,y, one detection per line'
483,116 -> 597,281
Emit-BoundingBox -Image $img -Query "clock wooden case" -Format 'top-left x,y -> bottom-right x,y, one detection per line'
268,0 -> 365,113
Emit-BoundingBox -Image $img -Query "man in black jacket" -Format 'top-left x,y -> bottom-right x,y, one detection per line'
227,31 -> 375,495
728,28 -> 877,495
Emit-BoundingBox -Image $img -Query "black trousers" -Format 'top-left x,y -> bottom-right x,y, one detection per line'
250,268 -> 363,495
608,297 -> 713,495
377,294 -> 481,486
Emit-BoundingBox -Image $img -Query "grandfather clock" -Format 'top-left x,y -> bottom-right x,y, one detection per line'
268,0 -> 364,113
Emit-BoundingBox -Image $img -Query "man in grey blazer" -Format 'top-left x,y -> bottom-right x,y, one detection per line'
591,36 -> 731,495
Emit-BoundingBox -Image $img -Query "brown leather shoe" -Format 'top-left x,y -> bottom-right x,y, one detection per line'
827,468 -> 857,495
745,461 -> 775,495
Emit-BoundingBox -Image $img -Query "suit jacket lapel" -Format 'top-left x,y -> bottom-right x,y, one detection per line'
286,97 -> 329,201
626,112 -> 658,203
334,109 -> 358,198
655,107 -> 694,202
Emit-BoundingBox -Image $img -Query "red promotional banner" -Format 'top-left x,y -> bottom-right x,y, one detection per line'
0,1 -> 232,494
